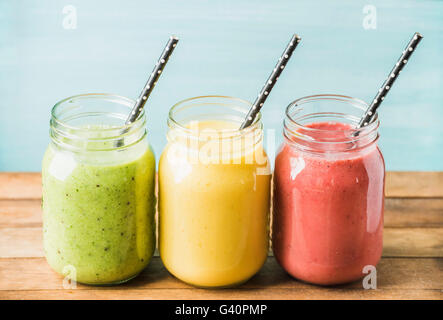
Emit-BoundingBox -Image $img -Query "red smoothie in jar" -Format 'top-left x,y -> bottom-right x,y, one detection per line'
272,95 -> 385,285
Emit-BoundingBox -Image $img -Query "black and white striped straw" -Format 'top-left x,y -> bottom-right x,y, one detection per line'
115,36 -> 179,147
126,35 -> 179,124
240,34 -> 301,129
358,32 -> 423,128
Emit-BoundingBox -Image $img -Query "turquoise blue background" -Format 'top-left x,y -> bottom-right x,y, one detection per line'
1,0 -> 442,171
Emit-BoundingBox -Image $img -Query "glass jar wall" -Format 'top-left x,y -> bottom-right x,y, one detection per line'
273,94 -> 385,285
159,96 -> 271,288
42,93 -> 156,285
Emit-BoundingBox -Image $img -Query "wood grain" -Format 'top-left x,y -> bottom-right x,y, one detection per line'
1,198 -> 442,229
385,171 -> 443,198
0,257 -> 441,291
1,288 -> 441,300
0,227 -> 44,258
383,228 -> 443,258
384,198 -> 443,227
0,173 -> 42,200
0,200 -> 42,228
1,227 -> 442,259
0,172 -> 441,300
1,172 -> 443,199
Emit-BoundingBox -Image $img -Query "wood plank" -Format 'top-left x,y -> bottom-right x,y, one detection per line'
0,198 -> 442,229
1,288 -> 441,300
386,171 -> 443,198
0,257 -> 441,292
383,228 -> 443,258
0,200 -> 42,228
1,172 -> 443,200
0,173 -> 42,200
0,228 -> 44,258
0,172 -> 441,300
384,198 -> 443,228
1,227 -> 442,259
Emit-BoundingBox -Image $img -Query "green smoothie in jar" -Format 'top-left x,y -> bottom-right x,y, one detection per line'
42,94 -> 156,285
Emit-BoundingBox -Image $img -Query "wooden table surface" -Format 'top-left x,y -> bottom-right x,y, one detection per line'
0,172 -> 442,300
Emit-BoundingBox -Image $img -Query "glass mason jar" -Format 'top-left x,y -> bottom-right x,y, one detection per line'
273,94 -> 385,285
159,96 -> 271,288
42,93 -> 156,285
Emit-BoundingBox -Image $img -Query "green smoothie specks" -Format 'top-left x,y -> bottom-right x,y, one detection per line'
42,143 -> 156,284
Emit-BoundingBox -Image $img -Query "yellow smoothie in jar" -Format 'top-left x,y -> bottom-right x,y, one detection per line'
159,120 -> 271,288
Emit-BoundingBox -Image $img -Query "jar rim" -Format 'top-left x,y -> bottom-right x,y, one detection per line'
168,95 -> 262,136
50,93 -> 147,152
51,93 -> 145,132
283,94 -> 380,153
285,94 -> 379,135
